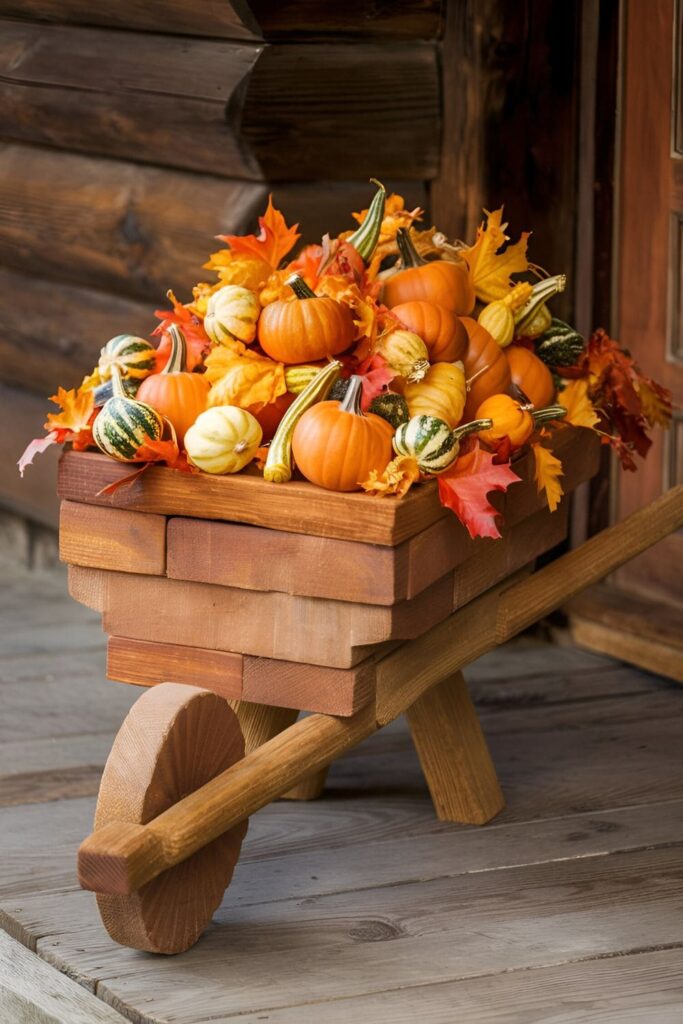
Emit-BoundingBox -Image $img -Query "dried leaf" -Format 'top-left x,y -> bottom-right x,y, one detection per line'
153,291 -> 212,371
45,385 -> 94,436
217,196 -> 300,270
636,377 -> 672,429
532,441 -> 564,512
205,345 -> 286,409
460,207 -> 530,303
18,431 -> 59,477
203,251 -> 272,292
361,455 -> 420,497
437,443 -> 522,539
558,379 -> 600,430
354,353 -> 396,410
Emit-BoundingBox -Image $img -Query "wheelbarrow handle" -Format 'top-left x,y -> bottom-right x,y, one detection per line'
79,483 -> 683,896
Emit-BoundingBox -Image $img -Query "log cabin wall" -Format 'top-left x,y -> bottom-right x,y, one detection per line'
0,0 -> 588,535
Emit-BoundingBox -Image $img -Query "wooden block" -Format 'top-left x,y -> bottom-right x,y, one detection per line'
60,501 -> 166,576
406,670 -> 505,824
106,636 -> 375,716
106,637 -> 243,701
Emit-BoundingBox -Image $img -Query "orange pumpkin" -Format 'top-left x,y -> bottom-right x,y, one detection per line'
461,317 -> 512,420
292,375 -> 394,491
136,325 -> 209,445
390,300 -> 467,362
475,394 -> 535,449
506,344 -> 555,407
382,229 -> 475,315
258,274 -> 354,365
249,390 -> 296,442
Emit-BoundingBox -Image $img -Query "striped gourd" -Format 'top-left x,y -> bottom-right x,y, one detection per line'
98,335 -> 157,382
513,275 -> 566,338
284,364 -> 322,394
346,179 -> 386,264
393,414 -> 493,475
264,360 -> 342,483
92,366 -> 165,462
535,319 -> 585,367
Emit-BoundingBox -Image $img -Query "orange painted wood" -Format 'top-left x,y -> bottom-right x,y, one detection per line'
59,500 -> 166,575
106,637 -> 243,700
106,636 -> 375,716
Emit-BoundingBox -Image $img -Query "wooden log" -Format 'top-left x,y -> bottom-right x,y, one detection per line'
0,22 -> 439,180
59,501 -> 166,576
0,144 -> 426,302
406,671 -> 504,824
0,268 -> 153,395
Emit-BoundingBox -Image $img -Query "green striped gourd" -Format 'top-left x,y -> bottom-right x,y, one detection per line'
284,364 -> 322,394
535,319 -> 585,367
346,179 -> 386,264
264,360 -> 341,483
369,392 -> 410,429
92,365 -> 165,462
393,415 -> 492,475
98,335 -> 157,382
514,274 -> 566,338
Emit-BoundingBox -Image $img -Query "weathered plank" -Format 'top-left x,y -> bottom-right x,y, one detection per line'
0,930 -> 128,1024
60,502 -> 166,576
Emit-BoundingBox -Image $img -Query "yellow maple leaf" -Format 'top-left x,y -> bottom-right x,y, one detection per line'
636,378 -> 672,428
205,345 -> 286,410
361,455 -> 420,498
460,207 -> 530,303
532,442 -> 564,513
558,379 -> 600,430
45,385 -> 94,434
203,250 -> 272,292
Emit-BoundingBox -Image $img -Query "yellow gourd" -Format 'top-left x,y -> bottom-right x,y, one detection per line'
204,285 -> 261,346
477,282 -> 533,348
374,329 -> 429,382
403,361 -> 467,428
184,406 -> 262,474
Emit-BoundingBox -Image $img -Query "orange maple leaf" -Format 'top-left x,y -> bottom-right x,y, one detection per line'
45,386 -> 94,436
361,455 -> 420,498
532,441 -> 564,512
218,196 -> 300,271
460,207 -> 530,303
558,379 -> 600,430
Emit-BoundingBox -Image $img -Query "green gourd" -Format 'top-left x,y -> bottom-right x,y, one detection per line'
393,415 -> 492,474
92,366 -> 165,462
535,319 -> 586,367
264,361 -> 342,483
369,393 -> 410,429
346,179 -> 386,265
98,335 -> 157,382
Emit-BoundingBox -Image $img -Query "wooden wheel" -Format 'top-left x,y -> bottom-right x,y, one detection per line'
93,683 -> 247,954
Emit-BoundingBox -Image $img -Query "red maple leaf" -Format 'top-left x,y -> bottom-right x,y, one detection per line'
437,442 -> 522,539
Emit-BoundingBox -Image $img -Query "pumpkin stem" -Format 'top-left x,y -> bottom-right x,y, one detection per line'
452,418 -> 493,441
347,179 -> 386,265
163,325 -> 188,374
339,375 -> 364,415
396,228 -> 426,269
532,405 -> 567,424
286,274 -> 317,300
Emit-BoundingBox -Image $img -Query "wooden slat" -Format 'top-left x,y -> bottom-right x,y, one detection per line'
106,636 -> 375,715
59,501 -> 166,576
0,144 -> 427,302
0,22 -> 439,180
0,268 -> 153,395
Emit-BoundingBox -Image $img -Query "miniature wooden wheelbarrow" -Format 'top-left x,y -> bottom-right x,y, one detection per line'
57,432 -> 683,954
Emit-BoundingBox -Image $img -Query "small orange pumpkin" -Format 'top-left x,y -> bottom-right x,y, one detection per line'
382,229 -> 475,315
292,375 -> 394,491
390,300 -> 467,362
258,274 -> 354,365
136,325 -> 209,445
476,394 -> 535,449
506,344 -> 555,408
461,318 -> 512,420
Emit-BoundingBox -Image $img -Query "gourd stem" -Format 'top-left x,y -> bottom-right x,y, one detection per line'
396,228 -> 426,269
339,375 -> 363,415
532,405 -> 567,424
452,418 -> 493,440
347,179 -> 386,265
164,325 -> 188,374
286,274 -> 317,300
110,364 -> 126,399
514,274 -> 567,331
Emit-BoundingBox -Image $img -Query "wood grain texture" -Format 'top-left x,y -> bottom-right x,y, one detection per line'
406,671 -> 504,824
86,683 -> 247,953
106,637 -> 244,701
59,501 -> 166,576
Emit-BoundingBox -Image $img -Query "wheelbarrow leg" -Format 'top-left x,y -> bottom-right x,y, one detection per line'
230,700 -> 329,800
406,670 -> 504,824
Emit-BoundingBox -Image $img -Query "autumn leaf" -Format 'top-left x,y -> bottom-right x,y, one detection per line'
287,243 -> 324,289
45,385 -> 95,437
153,290 -> 212,371
217,196 -> 300,271
557,379 -> 600,430
203,251 -> 272,292
437,443 -> 522,539
18,431 -> 60,477
361,455 -> 420,497
532,442 -> 564,512
460,207 -> 530,303
205,345 -> 286,410
636,376 -> 672,429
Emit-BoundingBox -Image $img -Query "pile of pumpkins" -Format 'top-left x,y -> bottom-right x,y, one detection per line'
91,196 -> 568,493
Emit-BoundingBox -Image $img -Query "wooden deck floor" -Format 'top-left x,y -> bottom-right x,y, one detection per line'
1,564 -> 682,1023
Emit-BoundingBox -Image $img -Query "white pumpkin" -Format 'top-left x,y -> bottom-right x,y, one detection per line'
204,285 -> 260,346
184,406 -> 262,474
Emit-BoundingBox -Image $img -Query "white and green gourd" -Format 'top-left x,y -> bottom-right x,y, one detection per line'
92,366 -> 165,462
394,415 -> 493,475
513,274 -> 567,338
97,335 -> 157,382
264,360 -> 342,483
